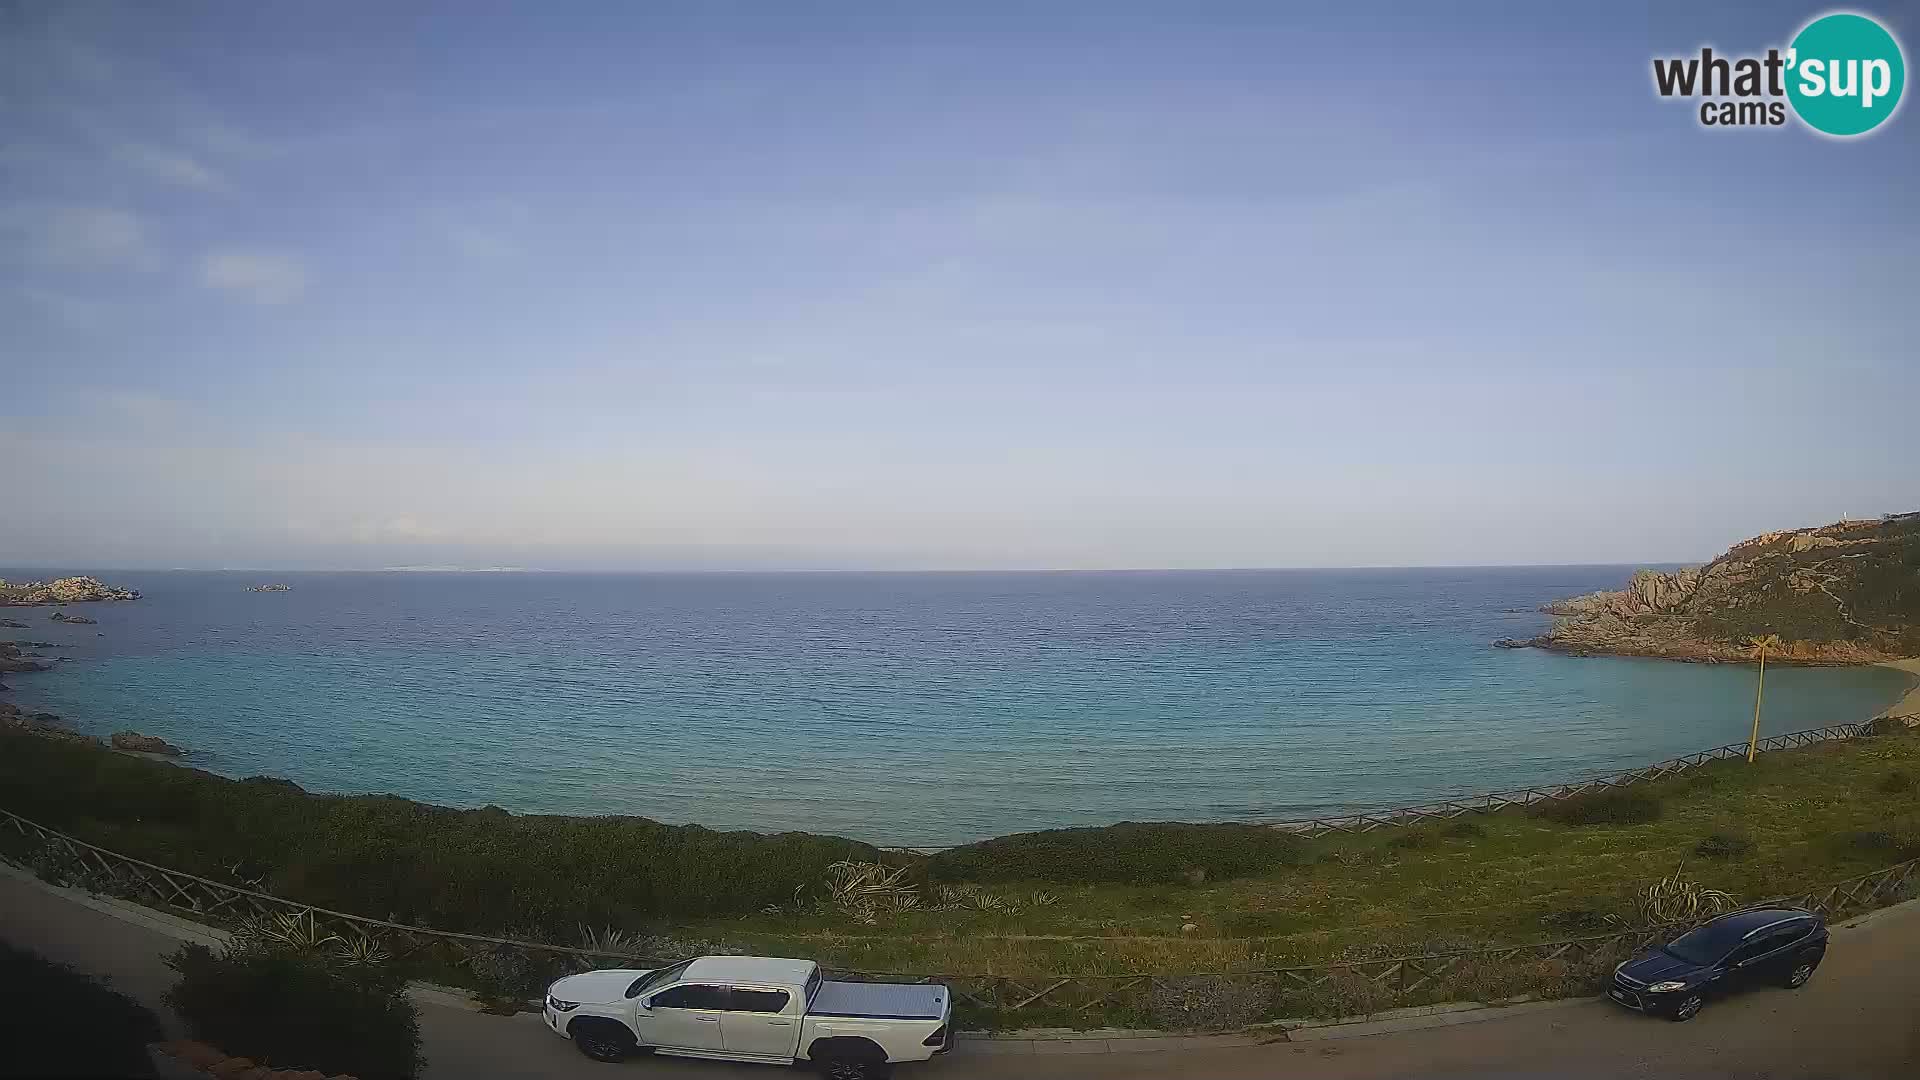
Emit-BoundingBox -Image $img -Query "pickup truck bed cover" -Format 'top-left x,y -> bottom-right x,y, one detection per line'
809,980 -> 947,1020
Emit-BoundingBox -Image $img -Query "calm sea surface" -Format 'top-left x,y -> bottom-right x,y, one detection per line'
1,568 -> 1910,846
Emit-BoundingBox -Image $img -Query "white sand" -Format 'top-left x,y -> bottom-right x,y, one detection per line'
1875,657 -> 1920,721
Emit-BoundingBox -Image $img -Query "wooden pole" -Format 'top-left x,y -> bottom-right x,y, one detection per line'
1747,646 -> 1767,763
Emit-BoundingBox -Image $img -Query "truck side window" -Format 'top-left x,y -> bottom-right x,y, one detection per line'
651,984 -> 730,1010
730,988 -> 791,1013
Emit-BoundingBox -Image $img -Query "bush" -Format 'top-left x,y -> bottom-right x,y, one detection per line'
929,822 -> 1308,886
0,732 -> 885,931
165,942 -> 423,1080
1532,788 -> 1662,827
1388,828 -> 1436,850
0,941 -> 163,1076
1879,770 -> 1914,795
1444,817 -> 1488,839
1694,830 -> 1754,860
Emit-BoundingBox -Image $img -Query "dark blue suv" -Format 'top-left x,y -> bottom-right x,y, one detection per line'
1608,907 -> 1828,1021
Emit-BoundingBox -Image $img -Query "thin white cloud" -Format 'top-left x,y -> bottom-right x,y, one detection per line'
201,251 -> 305,304
3,205 -> 148,268
111,141 -> 227,191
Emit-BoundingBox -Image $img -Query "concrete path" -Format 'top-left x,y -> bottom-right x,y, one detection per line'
3,865 -> 1915,1079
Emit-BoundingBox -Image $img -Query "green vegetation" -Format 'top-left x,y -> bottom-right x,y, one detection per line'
0,737 -> 882,930
0,940 -> 164,1077
1694,514 -> 1920,654
1529,787 -> 1663,827
2,725 -> 1918,997
166,937 -> 423,1080
1693,829 -> 1753,860
926,823 -> 1307,886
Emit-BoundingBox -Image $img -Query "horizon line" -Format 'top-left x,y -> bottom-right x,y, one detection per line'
2,560 -> 1697,575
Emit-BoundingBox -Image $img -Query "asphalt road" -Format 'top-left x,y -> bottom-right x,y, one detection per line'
3,869 -> 1914,1080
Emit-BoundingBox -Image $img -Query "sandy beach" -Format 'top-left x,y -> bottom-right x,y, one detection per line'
1877,657 -> 1920,721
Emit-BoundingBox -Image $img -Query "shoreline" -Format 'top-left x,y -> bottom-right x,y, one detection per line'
1876,657 -> 1920,721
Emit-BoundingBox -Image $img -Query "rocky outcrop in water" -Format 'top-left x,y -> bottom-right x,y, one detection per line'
0,702 -> 101,746
248,583 -> 293,592
1500,514 -> 1920,664
0,619 -> 27,629
0,641 -> 50,674
0,576 -> 140,605
48,611 -> 97,625
111,730 -> 184,756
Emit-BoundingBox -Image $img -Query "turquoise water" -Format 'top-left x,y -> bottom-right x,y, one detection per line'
1,568 -> 1909,846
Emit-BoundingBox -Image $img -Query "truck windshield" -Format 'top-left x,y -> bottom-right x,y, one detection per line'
626,958 -> 695,999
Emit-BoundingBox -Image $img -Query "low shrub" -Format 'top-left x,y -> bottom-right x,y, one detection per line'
1841,822 -> 1920,859
1,941 -> 163,1076
1532,788 -> 1662,827
1149,973 -> 1276,1030
1879,769 -> 1914,795
0,732 -> 886,931
1694,829 -> 1754,860
1444,817 -> 1488,838
165,942 -> 423,1080
929,822 -> 1308,886
1388,828 -> 1436,850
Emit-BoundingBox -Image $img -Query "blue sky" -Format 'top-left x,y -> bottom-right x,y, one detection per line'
3,2 -> 1915,570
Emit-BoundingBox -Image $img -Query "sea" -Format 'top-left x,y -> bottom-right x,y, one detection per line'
1,567 -> 1911,847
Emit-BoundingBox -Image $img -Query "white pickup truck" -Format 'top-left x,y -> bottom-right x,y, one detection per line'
544,955 -> 952,1079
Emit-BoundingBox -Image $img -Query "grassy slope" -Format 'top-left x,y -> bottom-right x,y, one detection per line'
684,730 -> 1920,976
3,727 -> 1916,981
1693,515 -> 1920,653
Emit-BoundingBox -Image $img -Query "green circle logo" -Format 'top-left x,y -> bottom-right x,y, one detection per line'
1786,13 -> 1906,136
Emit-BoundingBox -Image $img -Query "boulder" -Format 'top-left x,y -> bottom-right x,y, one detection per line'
111,731 -> 185,757
49,612 -> 97,624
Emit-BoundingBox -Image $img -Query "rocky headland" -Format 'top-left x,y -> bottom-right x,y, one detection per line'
1497,512 -> 1920,664
0,576 -> 141,605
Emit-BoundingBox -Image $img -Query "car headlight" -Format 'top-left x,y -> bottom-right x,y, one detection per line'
546,994 -> 581,1012
1646,981 -> 1688,993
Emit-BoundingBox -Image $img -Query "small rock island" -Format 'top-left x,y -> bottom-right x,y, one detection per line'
248,583 -> 294,592
0,576 -> 140,605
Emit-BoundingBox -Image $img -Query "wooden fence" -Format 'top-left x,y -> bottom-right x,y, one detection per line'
3,801 -> 1915,1028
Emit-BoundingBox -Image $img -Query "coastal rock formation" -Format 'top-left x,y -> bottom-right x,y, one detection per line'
248,583 -> 293,592
111,730 -> 184,756
0,702 -> 101,746
0,619 -> 27,629
49,611 -> 97,625
0,576 -> 140,605
1501,513 -> 1920,664
0,642 -> 50,674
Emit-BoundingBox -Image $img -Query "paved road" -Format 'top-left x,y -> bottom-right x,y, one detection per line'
3,869 -> 1914,1079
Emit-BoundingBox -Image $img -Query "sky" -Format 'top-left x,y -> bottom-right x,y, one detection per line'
2,1 -> 1916,571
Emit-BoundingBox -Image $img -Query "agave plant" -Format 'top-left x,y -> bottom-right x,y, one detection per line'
572,924 -> 649,971
234,910 -> 342,953
823,861 -> 921,924
332,931 -> 391,967
1638,864 -> 1736,926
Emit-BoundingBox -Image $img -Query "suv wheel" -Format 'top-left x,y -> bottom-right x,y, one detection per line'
570,1020 -> 634,1062
1667,992 -> 1705,1022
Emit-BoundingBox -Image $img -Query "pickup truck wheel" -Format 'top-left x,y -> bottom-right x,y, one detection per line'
568,1018 -> 636,1062
816,1058 -> 893,1080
